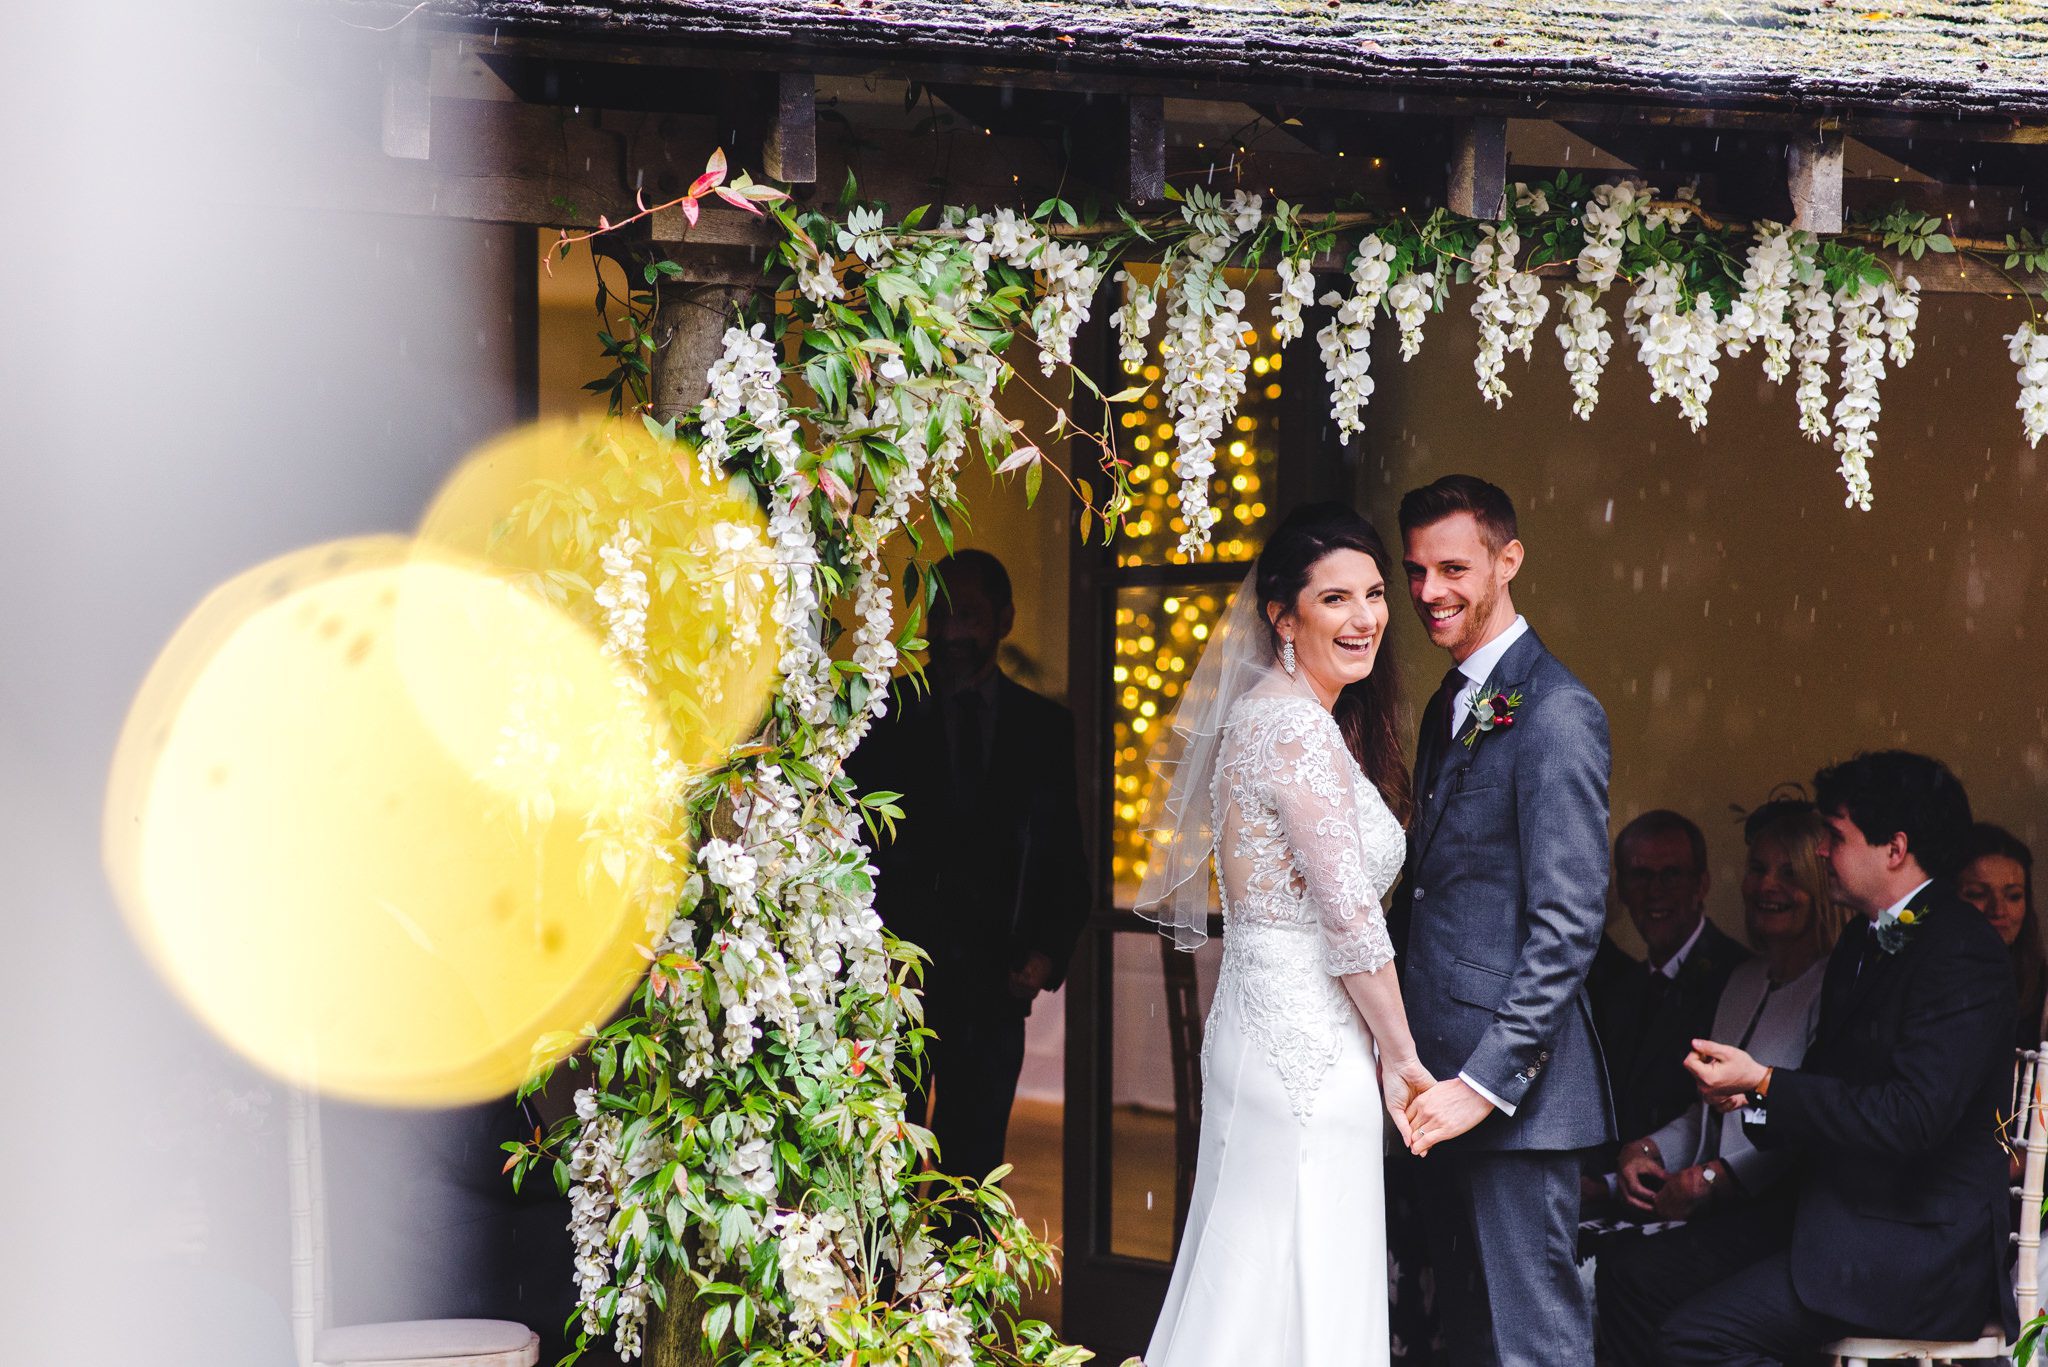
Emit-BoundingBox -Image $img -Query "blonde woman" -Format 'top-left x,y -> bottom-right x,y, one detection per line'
1595,799 -> 1846,1367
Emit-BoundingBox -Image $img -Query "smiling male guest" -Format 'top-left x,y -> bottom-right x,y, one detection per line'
1670,751 -> 2016,1364
1590,811 -> 1750,1149
1394,475 -> 1614,1367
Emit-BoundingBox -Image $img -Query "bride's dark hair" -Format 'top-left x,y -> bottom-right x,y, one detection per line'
1255,502 -> 1413,825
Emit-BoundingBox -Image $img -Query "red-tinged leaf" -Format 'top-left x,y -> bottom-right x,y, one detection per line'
598,214 -> 611,231
680,196 -> 700,227
636,186 -> 648,212
690,148 -> 729,197
502,1152 -> 521,1175
742,183 -> 791,203
995,445 -> 1042,475
634,941 -> 656,960
714,186 -> 765,216
817,467 -> 856,515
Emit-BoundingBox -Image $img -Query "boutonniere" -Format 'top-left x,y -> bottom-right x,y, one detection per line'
1873,901 -> 1931,955
1461,688 -> 1525,749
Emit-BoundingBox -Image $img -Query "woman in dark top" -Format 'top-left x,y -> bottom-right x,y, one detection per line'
1958,822 -> 2042,1047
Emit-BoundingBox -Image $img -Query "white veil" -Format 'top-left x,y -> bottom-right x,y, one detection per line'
1133,566 -> 1310,951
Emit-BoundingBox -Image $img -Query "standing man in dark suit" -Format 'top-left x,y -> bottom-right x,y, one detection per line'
1591,811 -> 1751,1149
1395,475 -> 1615,1367
1673,750 -> 2016,1363
847,549 -> 1090,1188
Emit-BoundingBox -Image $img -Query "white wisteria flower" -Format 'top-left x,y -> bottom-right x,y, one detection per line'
1576,180 -> 1650,291
2009,320 -> 2048,448
1831,281 -> 1888,510
1555,285 -> 1613,420
1112,269 -> 1161,372
1386,270 -> 1435,362
1027,239 -> 1103,375
1881,277 -> 1922,365
1317,234 -> 1397,441
1470,224 -> 1544,408
1791,275 -> 1835,442
795,247 -> 843,306
594,522 -> 650,681
1622,262 -> 1719,431
1159,186 -> 1260,555
1273,254 -> 1318,345
1724,222 -> 1797,381
699,837 -> 760,897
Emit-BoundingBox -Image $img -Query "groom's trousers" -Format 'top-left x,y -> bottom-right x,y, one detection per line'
1410,1145 -> 1595,1367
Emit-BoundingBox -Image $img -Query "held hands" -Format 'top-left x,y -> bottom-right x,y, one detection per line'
1380,1058 -> 1438,1146
1007,951 -> 1055,1002
1685,1039 -> 1769,1103
1651,1164 -> 1719,1222
1404,1077 -> 1495,1156
1615,1138 -> 1667,1212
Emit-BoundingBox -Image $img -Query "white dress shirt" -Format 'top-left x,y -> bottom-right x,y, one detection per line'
1449,614 -> 1530,738
1652,917 -> 1708,980
1450,614 -> 1533,1115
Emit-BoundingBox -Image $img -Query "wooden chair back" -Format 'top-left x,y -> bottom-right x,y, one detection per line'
1158,936 -> 1204,1245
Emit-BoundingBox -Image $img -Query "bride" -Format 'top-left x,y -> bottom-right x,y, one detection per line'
1138,502 -> 1433,1367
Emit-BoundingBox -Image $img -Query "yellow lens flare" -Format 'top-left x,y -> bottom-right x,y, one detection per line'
417,415 -> 783,774
104,536 -> 678,1106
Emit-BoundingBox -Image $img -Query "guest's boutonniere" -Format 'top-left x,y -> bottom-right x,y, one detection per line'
1461,687 -> 1525,749
1874,900 -> 1932,955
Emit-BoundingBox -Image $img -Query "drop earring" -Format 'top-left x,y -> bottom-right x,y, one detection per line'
1282,639 -> 1297,676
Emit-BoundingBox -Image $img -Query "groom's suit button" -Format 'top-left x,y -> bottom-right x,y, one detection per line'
1413,888 -> 1425,901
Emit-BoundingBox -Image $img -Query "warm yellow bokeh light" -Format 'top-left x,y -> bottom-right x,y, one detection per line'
104,537 -> 678,1105
418,415 -> 782,773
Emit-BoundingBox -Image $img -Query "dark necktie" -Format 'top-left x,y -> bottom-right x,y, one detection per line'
1432,667 -> 1465,748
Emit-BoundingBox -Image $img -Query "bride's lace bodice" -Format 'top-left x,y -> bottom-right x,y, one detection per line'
1208,691 -> 1404,1119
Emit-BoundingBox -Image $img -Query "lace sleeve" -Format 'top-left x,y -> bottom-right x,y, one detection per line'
1258,701 -> 1397,978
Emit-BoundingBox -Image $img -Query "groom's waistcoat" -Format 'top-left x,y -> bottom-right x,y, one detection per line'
1394,629 -> 1616,1153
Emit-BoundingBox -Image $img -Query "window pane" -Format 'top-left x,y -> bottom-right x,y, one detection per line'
1110,583 -> 1236,908
1113,265 -> 1285,568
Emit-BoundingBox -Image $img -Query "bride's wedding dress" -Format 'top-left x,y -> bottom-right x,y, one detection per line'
1145,688 -> 1406,1367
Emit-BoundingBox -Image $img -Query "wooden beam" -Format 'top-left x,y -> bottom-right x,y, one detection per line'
1788,121 -> 1845,233
440,30 -> 2048,146
1448,116 -> 1507,220
763,72 -> 816,184
284,96 -> 2038,294
381,27 -> 432,160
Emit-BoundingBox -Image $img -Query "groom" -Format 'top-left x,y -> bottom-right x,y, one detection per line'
1393,475 -> 1614,1367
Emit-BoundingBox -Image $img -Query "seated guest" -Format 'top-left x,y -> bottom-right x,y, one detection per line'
1595,799 -> 1845,1367
1958,822 -> 2044,1046
1589,811 -> 1752,1150
1670,750 -> 2017,1364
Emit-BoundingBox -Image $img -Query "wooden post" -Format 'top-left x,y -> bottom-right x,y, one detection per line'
763,72 -> 818,184
1121,95 -> 1167,206
1448,116 -> 1508,220
1788,121 -> 1845,233
642,260 -> 760,421
635,250 -> 762,1367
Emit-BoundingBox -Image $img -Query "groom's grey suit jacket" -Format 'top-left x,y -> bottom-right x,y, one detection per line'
1394,627 -> 1616,1153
